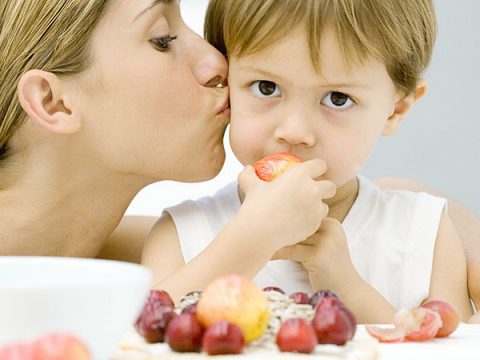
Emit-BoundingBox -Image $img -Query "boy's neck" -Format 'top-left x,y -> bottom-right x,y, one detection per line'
324,177 -> 359,223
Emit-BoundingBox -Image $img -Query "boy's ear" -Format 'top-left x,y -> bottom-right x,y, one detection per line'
382,80 -> 428,136
17,70 -> 80,134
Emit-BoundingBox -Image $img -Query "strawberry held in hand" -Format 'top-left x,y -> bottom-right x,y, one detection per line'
253,152 -> 303,182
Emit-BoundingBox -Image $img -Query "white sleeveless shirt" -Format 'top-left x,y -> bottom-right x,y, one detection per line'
165,175 -> 446,310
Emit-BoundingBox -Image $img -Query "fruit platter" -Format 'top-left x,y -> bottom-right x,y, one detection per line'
113,274 -> 371,359
112,272 -> 480,360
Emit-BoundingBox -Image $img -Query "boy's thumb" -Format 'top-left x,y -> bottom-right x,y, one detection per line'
238,165 -> 259,193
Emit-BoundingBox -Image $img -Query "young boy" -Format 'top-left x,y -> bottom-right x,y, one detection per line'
142,0 -> 473,323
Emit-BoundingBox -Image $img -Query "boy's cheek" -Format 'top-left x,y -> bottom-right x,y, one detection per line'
229,130 -> 263,165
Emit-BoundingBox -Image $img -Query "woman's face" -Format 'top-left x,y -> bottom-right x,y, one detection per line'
72,0 -> 229,182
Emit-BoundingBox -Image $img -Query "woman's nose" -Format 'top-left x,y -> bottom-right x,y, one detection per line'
190,34 -> 228,88
274,115 -> 316,147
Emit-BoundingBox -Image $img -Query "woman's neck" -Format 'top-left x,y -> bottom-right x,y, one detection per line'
0,146 -> 149,257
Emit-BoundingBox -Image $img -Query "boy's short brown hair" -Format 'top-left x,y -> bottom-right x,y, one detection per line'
205,0 -> 436,96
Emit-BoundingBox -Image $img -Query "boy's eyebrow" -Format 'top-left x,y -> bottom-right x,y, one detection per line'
239,66 -> 369,90
133,0 -> 178,23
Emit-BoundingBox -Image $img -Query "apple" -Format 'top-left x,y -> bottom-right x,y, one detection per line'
312,297 -> 356,345
202,321 -> 244,355
253,153 -> 303,182
165,313 -> 204,353
309,290 -> 338,308
263,286 -> 286,294
289,292 -> 310,305
196,274 -> 270,343
135,302 -> 176,343
276,318 -> 317,354
147,289 -> 174,308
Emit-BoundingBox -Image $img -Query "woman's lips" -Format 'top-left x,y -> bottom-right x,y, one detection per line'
217,99 -> 230,114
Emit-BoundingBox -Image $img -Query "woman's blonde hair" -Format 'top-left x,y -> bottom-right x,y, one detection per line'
0,0 -> 110,161
205,0 -> 436,96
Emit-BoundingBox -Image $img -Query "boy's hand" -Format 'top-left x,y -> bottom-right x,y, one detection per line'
272,217 -> 359,293
237,160 -> 336,254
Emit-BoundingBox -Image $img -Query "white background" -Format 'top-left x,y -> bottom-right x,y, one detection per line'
126,0 -> 480,217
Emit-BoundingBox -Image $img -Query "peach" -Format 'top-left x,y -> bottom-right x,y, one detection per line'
365,307 -> 445,343
0,342 -> 34,360
196,274 -> 270,343
395,308 -> 442,341
421,300 -> 460,337
276,318 -> 317,354
365,325 -> 406,343
32,333 -> 90,360
253,153 -> 303,182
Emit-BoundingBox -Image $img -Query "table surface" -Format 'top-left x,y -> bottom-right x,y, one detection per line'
356,324 -> 480,360
115,324 -> 480,360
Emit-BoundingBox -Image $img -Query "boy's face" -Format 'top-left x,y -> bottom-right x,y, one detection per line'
228,26 -> 403,187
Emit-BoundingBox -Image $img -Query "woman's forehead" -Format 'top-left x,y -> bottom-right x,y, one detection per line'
105,0 -> 176,25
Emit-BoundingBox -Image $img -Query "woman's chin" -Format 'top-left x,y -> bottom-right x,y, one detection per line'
197,151 -> 226,181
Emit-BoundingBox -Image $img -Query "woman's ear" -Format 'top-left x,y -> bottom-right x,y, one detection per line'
17,70 -> 80,134
382,80 -> 428,136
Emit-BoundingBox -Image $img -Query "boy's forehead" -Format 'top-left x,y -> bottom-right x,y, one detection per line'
229,28 -> 385,89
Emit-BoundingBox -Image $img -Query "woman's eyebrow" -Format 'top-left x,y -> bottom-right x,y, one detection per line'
133,0 -> 177,23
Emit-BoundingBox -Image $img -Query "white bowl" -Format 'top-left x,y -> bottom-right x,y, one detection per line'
0,257 -> 151,359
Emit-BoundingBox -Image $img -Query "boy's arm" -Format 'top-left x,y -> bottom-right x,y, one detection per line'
376,177 -> 480,311
97,216 -> 157,263
273,218 -> 397,323
142,162 -> 335,302
142,212 -> 276,302
425,211 -> 473,320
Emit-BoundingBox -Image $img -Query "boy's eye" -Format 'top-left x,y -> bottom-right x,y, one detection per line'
251,81 -> 281,98
321,91 -> 354,110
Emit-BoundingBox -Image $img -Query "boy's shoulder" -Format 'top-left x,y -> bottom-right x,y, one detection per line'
346,175 -> 447,237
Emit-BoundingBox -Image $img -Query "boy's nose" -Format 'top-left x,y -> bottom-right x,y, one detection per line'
273,116 -> 315,147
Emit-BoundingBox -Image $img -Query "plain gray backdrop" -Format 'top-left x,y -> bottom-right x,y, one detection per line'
126,0 -> 480,217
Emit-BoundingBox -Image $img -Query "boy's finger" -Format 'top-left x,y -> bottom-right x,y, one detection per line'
316,217 -> 343,235
318,180 -> 336,199
237,165 -> 259,193
295,158 -> 328,179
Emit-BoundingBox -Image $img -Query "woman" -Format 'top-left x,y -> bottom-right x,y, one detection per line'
0,0 -> 229,261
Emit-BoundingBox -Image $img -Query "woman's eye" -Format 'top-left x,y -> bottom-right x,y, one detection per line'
150,35 -> 177,52
251,81 -> 281,98
321,91 -> 354,110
